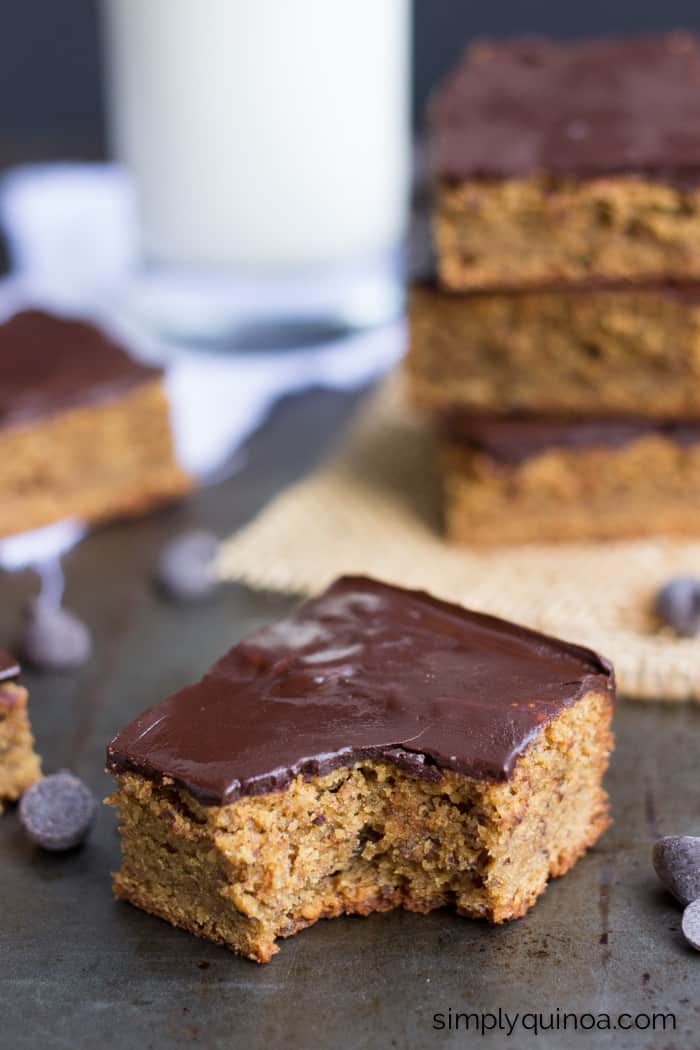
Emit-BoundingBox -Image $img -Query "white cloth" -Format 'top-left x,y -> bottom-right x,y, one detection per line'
0,163 -> 405,569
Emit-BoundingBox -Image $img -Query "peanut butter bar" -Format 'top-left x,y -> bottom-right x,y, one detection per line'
0,310 -> 191,538
433,34 -> 700,290
0,650 -> 41,811
440,414 -> 700,544
107,577 -> 614,962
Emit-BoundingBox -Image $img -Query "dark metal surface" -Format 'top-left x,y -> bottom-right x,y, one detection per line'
1,387 -> 698,1050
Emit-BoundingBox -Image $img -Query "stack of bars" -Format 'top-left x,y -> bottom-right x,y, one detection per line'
406,33 -> 700,545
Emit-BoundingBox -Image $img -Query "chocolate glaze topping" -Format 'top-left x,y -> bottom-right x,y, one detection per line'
0,649 -> 20,682
0,310 -> 161,431
442,412 -> 700,465
107,577 -> 613,805
435,33 -> 700,180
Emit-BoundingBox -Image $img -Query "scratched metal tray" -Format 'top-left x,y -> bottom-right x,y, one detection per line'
0,389 -> 697,1050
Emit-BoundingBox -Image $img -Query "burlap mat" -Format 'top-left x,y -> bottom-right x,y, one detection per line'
218,380 -> 700,702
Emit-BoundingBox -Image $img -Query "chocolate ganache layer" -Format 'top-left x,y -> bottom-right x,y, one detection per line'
107,577 -> 614,805
441,413 -> 700,466
435,33 -> 700,181
0,310 -> 162,432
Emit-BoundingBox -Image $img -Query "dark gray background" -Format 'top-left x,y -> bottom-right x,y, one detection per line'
2,0 -> 700,145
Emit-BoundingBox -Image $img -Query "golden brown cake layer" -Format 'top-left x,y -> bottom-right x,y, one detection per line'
408,282 -> 700,417
0,680 -> 41,811
440,430 -> 700,545
108,689 -> 612,962
0,379 -> 191,538
434,176 -> 700,292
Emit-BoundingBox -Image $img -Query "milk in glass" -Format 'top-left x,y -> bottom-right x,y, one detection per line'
101,0 -> 411,342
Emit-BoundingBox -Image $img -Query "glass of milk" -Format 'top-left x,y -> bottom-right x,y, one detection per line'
100,0 -> 411,347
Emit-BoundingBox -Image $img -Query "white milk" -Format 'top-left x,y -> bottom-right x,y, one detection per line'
101,0 -> 411,274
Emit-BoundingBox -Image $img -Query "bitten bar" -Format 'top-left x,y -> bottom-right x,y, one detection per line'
107,577 -> 614,962
0,650 -> 41,811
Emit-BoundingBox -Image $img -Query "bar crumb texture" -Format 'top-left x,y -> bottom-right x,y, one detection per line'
408,283 -> 700,417
0,381 -> 191,537
435,177 -> 700,291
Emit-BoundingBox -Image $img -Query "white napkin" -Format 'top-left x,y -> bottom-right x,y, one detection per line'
0,163 -> 405,570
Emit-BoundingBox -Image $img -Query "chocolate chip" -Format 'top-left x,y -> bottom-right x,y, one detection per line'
653,836 -> 700,906
682,899 -> 700,951
19,772 -> 96,851
654,577 -> 700,637
156,530 -> 220,602
21,598 -> 92,670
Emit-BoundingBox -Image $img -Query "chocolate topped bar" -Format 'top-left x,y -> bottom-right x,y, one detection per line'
0,310 -> 161,432
0,649 -> 20,682
0,309 -> 189,538
441,413 -> 700,466
435,33 -> 700,180
107,577 -> 613,804
433,33 -> 700,289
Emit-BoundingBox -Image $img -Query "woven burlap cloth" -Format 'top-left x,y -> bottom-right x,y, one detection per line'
218,380 -> 700,702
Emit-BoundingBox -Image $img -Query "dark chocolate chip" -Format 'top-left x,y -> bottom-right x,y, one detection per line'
21,598 -> 92,671
19,771 -> 96,851
156,530 -> 220,602
681,899 -> 700,951
655,577 -> 700,637
653,836 -> 700,906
